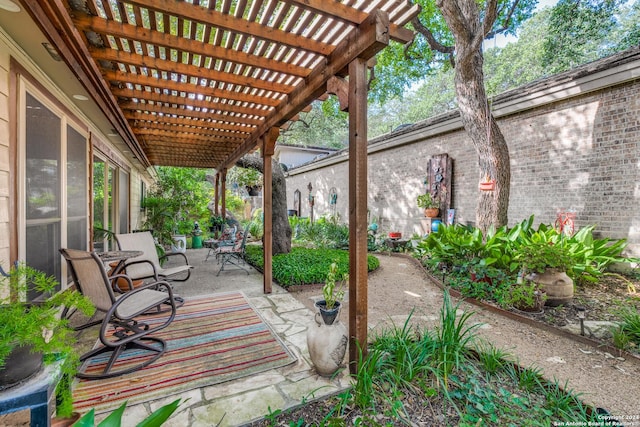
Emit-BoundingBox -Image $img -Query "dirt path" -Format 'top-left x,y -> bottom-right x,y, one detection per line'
289,254 -> 640,418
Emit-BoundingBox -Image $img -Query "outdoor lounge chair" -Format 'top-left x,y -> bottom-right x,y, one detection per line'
115,231 -> 193,283
59,248 -> 177,379
216,223 -> 251,276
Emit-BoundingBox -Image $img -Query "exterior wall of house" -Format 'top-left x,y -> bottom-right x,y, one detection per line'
0,41 -> 10,271
0,27 -> 151,275
276,146 -> 335,170
286,51 -> 640,256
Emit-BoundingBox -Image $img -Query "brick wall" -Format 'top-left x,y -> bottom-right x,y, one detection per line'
286,50 -> 640,256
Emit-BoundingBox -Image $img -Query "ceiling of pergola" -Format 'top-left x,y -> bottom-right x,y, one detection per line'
24,0 -> 418,170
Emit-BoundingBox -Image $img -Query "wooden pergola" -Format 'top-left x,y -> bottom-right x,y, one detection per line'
23,0 -> 418,371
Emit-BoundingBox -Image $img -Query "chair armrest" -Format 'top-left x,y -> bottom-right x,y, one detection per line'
109,273 -> 133,293
160,251 -> 190,265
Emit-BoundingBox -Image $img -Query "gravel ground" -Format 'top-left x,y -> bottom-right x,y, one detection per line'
288,254 -> 640,419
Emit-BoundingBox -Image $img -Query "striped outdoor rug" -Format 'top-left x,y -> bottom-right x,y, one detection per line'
72,291 -> 297,413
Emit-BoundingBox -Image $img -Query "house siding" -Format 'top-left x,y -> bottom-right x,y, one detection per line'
286,50 -> 640,256
0,27 -> 150,273
0,42 -> 10,269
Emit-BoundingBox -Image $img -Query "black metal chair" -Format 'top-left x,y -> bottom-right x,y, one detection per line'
60,248 -> 177,379
216,223 -> 251,276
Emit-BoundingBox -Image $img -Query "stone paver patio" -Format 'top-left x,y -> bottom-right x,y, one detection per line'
77,247 -> 350,426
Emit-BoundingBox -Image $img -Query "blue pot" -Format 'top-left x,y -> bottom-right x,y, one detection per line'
431,219 -> 442,232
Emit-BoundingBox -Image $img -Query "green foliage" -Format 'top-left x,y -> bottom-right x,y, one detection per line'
142,167 -> 212,245
611,307 -> 640,351
371,0 -> 537,103
542,0 -> 622,74
415,216 -> 633,287
73,398 -> 181,427
416,193 -> 439,209
515,241 -> 574,274
0,264 -> 95,416
244,246 -> 379,288
226,166 -> 262,188
291,215 -> 349,250
504,280 -> 547,311
279,101 -> 348,149
322,262 -> 347,310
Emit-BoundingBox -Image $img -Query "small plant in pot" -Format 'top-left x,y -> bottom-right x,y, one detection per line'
315,262 -> 347,325
0,263 -> 95,417
515,241 -> 575,307
416,193 -> 439,218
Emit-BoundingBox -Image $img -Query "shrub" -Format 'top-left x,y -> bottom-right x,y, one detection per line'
244,246 -> 379,287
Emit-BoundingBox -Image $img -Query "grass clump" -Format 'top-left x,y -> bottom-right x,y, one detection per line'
244,246 -> 379,288
253,290 -> 599,426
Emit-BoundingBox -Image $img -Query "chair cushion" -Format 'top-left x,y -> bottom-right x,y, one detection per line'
115,289 -> 170,318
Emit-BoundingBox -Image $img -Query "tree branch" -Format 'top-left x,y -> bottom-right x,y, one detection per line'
485,0 -> 521,39
410,16 -> 454,65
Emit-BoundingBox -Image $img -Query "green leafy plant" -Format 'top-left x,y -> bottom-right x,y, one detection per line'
244,246 -> 379,288
73,398 -> 181,427
416,192 -> 439,209
503,280 -> 547,311
322,261 -> 347,310
611,307 -> 640,351
0,263 -> 95,416
515,241 -> 574,275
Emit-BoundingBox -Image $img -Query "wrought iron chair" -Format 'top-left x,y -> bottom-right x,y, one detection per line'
59,248 -> 177,379
115,231 -> 193,282
216,223 -> 251,276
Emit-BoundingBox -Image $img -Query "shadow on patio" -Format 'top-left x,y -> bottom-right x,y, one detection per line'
70,248 -> 349,426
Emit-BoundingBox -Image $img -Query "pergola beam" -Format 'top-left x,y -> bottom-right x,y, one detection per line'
218,9 -> 390,171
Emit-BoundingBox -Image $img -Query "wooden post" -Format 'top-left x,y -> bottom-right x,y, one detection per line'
262,127 -> 279,294
348,57 -> 368,374
214,173 -> 220,216
221,169 -> 227,220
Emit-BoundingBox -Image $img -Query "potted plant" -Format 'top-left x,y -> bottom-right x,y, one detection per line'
417,193 -> 440,218
515,241 -> 575,307
307,262 -> 348,377
0,263 -> 95,417
315,262 -> 347,326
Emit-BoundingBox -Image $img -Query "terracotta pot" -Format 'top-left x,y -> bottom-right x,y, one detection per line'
424,208 -> 439,218
51,412 -> 81,427
479,180 -> 496,191
528,268 -> 574,307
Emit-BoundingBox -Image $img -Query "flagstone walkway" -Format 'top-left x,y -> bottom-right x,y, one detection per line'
80,247 -> 350,427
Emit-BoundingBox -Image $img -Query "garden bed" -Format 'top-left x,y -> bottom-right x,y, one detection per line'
438,270 -> 640,360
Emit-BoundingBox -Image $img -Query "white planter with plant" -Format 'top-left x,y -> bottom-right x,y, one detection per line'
306,262 -> 348,376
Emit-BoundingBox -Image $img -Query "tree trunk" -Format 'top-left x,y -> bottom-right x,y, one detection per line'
453,50 -> 510,233
235,155 -> 292,255
436,0 -> 511,234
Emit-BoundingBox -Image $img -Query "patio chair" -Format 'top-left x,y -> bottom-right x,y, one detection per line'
204,225 -> 237,262
59,248 -> 177,379
216,223 -> 251,276
115,231 -> 193,283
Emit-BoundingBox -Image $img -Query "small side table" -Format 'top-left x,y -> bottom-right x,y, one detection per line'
0,361 -> 63,427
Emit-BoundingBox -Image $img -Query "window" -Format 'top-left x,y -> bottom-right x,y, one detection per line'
21,87 -> 88,299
